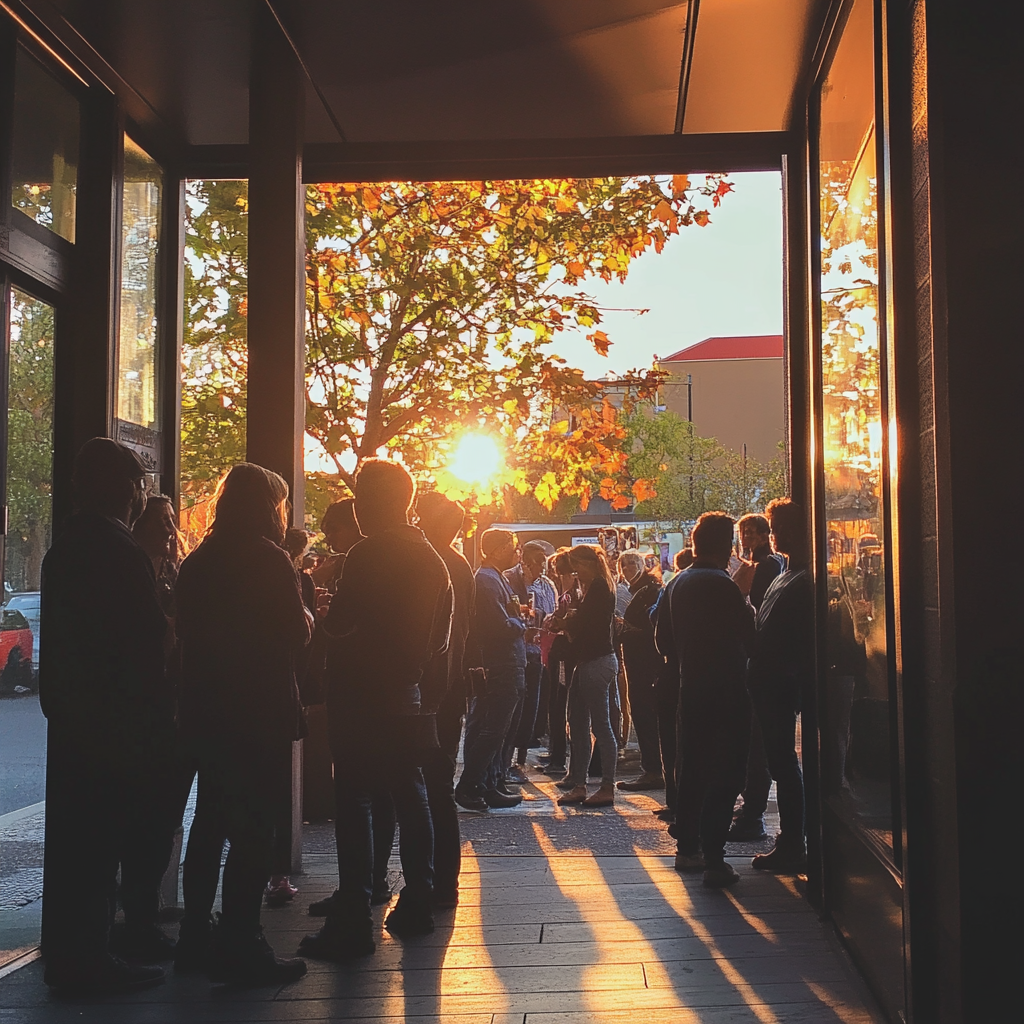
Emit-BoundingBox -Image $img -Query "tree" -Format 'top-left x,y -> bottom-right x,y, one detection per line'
305,174 -> 732,504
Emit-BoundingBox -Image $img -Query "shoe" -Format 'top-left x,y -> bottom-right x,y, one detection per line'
616,773 -> 665,792
454,787 -> 489,812
728,815 -> 768,842
582,784 -> 615,808
433,888 -> 459,909
752,843 -> 807,874
557,785 -> 588,805
506,765 -> 529,785
674,851 -> 706,872
385,897 -> 435,938
308,890 -> 341,916
208,924 -> 307,985
703,862 -> 741,888
654,807 -> 675,822
174,916 -> 214,973
110,923 -> 176,963
495,779 -> 518,796
44,954 -> 165,993
541,762 -> 567,776
483,787 -> 523,808
265,875 -> 299,907
555,776 -> 578,791
371,884 -> 393,906
299,919 -> 375,962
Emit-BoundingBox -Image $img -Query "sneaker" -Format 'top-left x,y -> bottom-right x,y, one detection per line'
582,784 -> 615,807
110,923 -> 176,963
555,776 -> 578,791
44,954 -> 165,993
616,773 -> 665,792
703,862 -> 741,888
506,765 -> 530,785
752,843 -> 807,874
557,785 -> 589,805
541,762 -> 567,776
308,890 -> 342,916
454,787 -> 489,812
174,915 -> 214,973
265,875 -> 299,907
299,919 -> 375,962
208,924 -> 307,985
371,884 -> 393,906
728,815 -> 768,842
483,787 -> 522,808
674,851 -> 706,872
385,897 -> 435,938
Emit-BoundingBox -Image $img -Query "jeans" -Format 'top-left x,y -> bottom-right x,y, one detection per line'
567,654 -> 619,785
750,677 -> 805,846
656,665 -> 680,810
623,652 -> 662,775
459,661 -> 526,794
430,682 -> 468,893
512,654 -> 544,763
547,659 -> 571,766
737,714 -> 772,819
673,697 -> 750,865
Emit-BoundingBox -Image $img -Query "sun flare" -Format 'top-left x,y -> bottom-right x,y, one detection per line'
448,433 -> 504,489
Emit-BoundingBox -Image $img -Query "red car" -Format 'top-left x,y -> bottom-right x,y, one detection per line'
0,606 -> 34,689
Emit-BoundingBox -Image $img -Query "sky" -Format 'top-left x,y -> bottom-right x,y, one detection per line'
547,171 -> 784,378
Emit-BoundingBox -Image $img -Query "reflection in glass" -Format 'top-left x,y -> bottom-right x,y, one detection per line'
818,0 -> 894,853
118,137 -> 163,431
10,46 -> 79,242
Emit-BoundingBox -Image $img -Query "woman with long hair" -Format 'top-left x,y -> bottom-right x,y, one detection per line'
174,464 -> 311,985
556,544 -> 619,807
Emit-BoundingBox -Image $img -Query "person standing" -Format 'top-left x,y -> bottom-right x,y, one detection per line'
39,439 -> 172,992
616,550 -> 664,791
748,499 -> 815,873
415,491 -> 476,907
663,513 -> 755,888
556,545 -> 619,808
537,548 -> 578,776
456,530 -> 531,811
174,463 -> 310,985
301,460 -> 451,960
728,513 -> 786,841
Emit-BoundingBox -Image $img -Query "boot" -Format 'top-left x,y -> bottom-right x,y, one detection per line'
207,922 -> 307,986
44,953 -> 164,993
557,785 -> 588,805
583,783 -> 615,807
299,912 -> 376,962
385,894 -> 435,938
174,915 -> 214,973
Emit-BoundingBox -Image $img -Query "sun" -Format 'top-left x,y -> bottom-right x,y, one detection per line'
448,433 -> 504,489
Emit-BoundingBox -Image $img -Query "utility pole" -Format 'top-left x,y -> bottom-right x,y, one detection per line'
686,373 -> 694,503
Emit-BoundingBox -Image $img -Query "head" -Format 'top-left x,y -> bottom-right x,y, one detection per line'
618,549 -> 646,585
480,529 -> 520,572
209,463 -> 289,545
674,547 -> 694,572
72,437 -> 148,526
738,513 -> 771,554
550,548 -> 574,589
283,527 -> 311,562
568,544 -> 615,591
691,512 -> 735,569
521,541 -> 548,584
353,459 -> 415,537
321,498 -> 361,554
415,491 -> 465,548
766,498 -> 807,559
132,494 -> 182,567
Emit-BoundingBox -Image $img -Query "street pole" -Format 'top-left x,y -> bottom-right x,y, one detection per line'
687,374 -> 694,503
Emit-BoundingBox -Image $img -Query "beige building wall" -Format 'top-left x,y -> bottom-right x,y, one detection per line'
657,357 -> 785,464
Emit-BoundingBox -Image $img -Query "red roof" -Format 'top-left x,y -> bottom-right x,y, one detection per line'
660,335 -> 784,362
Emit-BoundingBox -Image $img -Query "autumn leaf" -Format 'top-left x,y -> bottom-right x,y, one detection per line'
587,330 -> 611,356
694,210 -> 711,227
671,174 -> 690,198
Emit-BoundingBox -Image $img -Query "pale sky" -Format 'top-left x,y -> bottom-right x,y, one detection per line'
547,171 -> 784,377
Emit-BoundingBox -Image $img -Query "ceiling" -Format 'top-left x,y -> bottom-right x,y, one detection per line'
29,0 -> 821,150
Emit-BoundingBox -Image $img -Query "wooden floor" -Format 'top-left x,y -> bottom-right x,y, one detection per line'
0,832 -> 882,1024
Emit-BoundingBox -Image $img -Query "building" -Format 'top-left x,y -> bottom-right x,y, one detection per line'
0,2 -> 1020,1020
657,334 -> 785,463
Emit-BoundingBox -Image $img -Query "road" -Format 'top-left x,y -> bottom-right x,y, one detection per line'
0,694 -> 46,816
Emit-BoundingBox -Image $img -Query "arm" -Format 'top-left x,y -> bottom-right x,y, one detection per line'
322,541 -> 369,639
653,584 -> 677,662
475,570 -> 526,644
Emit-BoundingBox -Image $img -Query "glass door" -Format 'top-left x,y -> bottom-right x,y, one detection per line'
0,282 -> 55,963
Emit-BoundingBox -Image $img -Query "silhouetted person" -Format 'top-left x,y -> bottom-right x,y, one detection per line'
729,513 -> 785,841
174,463 -> 310,985
40,438 -> 171,992
616,550 -> 664,792
748,499 -> 814,873
301,459 -> 451,960
660,513 -> 755,888
538,548 -> 578,777
456,530 -> 529,810
416,491 -> 476,906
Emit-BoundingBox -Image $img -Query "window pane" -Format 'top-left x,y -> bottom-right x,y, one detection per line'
10,47 -> 79,243
117,137 -> 163,432
0,288 -> 54,961
818,0 -> 894,852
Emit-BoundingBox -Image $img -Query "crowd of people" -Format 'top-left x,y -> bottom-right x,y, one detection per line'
36,435 -> 813,994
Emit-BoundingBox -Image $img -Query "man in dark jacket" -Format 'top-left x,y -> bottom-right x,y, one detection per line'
728,513 -> 786,841
39,438 -> 171,991
416,491 -> 476,906
301,459 -> 452,960
660,512 -> 755,888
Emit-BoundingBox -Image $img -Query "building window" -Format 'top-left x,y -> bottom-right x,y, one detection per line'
817,0 -> 895,855
10,46 -> 80,243
116,136 -> 163,449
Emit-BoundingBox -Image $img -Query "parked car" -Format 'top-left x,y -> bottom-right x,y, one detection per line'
0,606 -> 34,694
4,591 -> 39,670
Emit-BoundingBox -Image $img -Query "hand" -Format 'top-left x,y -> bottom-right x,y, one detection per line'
506,598 -> 522,616
316,589 -> 332,619
525,627 -> 541,644
732,559 -> 756,597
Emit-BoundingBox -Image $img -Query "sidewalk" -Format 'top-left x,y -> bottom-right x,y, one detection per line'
0,762 -> 882,1023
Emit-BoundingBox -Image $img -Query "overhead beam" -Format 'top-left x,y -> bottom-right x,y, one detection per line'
180,132 -> 791,183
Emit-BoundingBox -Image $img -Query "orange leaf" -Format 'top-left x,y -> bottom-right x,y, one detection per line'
587,330 -> 611,356
671,174 -> 690,198
694,210 -> 710,227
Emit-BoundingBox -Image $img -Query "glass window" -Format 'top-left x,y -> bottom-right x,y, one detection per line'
10,46 -> 79,243
117,137 -> 163,433
818,0 -> 895,854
